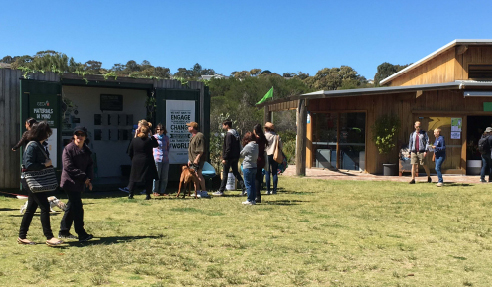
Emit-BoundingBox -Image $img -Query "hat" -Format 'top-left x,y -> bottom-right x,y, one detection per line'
73,126 -> 88,135
186,122 -> 199,129
486,127 -> 492,133
264,122 -> 275,130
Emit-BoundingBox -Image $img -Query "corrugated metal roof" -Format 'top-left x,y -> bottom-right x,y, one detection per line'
379,39 -> 492,85
255,80 -> 492,107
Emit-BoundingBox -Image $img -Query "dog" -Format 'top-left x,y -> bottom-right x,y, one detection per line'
20,196 -> 67,214
176,166 -> 200,198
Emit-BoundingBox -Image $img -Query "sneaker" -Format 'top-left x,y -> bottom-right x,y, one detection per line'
427,177 -> 432,183
58,233 -> 78,240
409,179 -> 415,184
119,187 -> 129,193
79,234 -> 93,242
480,179 -> 486,183
436,182 -> 443,187
212,191 -> 224,196
265,191 -> 271,195
242,200 -> 256,205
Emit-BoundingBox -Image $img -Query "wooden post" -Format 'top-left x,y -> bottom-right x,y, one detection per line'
296,99 -> 307,176
264,105 -> 271,123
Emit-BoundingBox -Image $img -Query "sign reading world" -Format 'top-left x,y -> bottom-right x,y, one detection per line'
166,100 -> 195,164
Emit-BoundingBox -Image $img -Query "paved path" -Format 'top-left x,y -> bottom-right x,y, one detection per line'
281,165 -> 483,185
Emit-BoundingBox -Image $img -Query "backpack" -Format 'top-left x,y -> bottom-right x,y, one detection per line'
478,136 -> 490,154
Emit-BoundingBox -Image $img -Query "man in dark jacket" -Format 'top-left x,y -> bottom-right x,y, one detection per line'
213,120 -> 246,196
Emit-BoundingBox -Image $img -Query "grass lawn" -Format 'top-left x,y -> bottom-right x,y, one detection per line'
1,177 -> 492,286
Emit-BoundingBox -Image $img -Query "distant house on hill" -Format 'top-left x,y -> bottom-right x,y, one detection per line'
259,39 -> 492,176
200,74 -> 229,80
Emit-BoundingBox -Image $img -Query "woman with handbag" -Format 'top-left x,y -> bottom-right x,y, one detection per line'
264,122 -> 282,195
432,128 -> 446,187
18,121 -> 63,246
58,126 -> 94,242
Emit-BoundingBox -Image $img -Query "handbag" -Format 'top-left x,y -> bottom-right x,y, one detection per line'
22,141 -> 58,193
273,135 -> 283,164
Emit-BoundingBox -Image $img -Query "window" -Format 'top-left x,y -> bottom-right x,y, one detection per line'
468,65 -> 492,79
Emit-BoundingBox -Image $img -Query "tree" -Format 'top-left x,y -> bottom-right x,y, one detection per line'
84,60 -> 102,73
373,62 -> 412,86
250,69 -> 262,76
125,60 -> 140,73
0,55 -> 13,63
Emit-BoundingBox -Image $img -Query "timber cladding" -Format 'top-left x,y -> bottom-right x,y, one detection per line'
0,69 -> 22,189
307,89 -> 492,174
388,46 -> 492,86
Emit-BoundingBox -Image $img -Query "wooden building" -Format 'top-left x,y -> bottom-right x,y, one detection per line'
259,39 -> 492,176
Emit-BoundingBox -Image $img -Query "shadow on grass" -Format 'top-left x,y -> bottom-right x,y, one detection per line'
443,182 -> 474,187
8,212 -> 63,218
60,235 -> 165,247
262,200 -> 306,206
0,208 -> 19,212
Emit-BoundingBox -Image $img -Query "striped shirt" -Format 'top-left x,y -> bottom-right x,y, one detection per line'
153,134 -> 170,163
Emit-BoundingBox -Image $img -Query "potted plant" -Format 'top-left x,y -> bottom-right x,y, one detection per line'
371,114 -> 401,176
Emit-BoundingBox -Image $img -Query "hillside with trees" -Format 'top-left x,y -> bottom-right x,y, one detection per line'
1,51 -> 405,164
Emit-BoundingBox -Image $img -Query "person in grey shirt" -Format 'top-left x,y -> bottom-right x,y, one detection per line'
240,132 -> 259,205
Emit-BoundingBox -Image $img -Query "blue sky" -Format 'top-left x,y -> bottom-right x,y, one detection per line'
2,0 -> 492,79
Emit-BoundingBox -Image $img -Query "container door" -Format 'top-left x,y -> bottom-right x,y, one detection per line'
20,79 -> 62,169
154,88 -> 202,182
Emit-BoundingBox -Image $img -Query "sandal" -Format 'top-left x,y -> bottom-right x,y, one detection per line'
46,238 -> 63,247
17,237 -> 36,245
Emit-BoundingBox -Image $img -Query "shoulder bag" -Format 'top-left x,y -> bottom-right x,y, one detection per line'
22,141 -> 58,193
273,135 -> 284,164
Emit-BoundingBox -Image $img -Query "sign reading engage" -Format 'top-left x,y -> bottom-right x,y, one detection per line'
166,100 -> 195,164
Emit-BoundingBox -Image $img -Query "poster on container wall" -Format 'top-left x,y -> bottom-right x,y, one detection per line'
166,100 -> 195,164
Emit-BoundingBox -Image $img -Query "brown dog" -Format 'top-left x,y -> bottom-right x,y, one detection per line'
176,166 -> 200,198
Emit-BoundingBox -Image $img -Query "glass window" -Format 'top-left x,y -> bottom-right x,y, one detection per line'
340,113 -> 365,171
312,112 -> 366,171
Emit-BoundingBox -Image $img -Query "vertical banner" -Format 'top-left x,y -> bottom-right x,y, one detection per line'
166,100 -> 195,164
45,128 -> 58,168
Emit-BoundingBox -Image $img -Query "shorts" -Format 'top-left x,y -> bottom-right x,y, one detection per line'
410,152 -> 426,166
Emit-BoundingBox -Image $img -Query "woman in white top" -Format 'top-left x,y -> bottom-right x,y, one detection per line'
264,122 -> 281,194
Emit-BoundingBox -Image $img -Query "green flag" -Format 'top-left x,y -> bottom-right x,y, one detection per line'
256,87 -> 273,105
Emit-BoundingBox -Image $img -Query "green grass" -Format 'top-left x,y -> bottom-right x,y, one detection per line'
1,177 -> 492,286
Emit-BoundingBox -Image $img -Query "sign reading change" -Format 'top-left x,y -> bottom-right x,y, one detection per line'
166,100 -> 195,164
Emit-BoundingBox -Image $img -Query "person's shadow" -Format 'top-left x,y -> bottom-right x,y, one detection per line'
60,235 -> 165,247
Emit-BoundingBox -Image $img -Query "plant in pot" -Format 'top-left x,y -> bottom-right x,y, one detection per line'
371,114 -> 401,176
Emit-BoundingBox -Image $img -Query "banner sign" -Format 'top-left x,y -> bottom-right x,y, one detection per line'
29,94 -> 59,126
166,100 -> 195,164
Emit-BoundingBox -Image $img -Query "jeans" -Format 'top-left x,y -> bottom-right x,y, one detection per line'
255,167 -> 263,202
243,168 -> 257,202
60,189 -> 88,237
265,155 -> 278,193
435,156 -> 445,183
19,178 -> 54,240
219,158 -> 244,192
153,161 -> 169,194
481,154 -> 492,181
